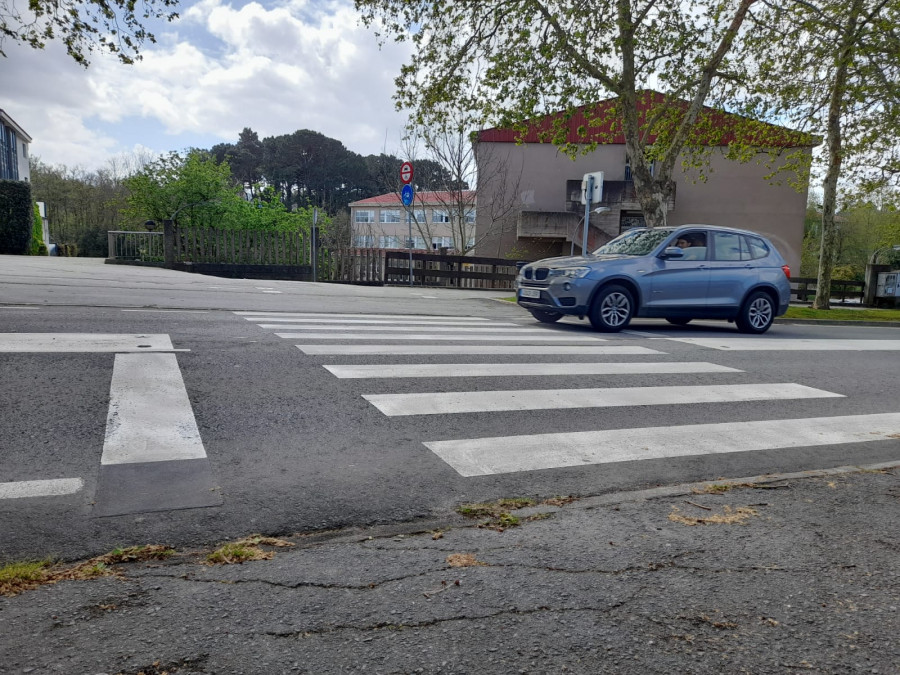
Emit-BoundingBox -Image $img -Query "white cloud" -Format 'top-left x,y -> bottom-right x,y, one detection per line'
0,0 -> 413,171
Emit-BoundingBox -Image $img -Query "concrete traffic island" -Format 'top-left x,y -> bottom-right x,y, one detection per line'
3,463 -> 899,673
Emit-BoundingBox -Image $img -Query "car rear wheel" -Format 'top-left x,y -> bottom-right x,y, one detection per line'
589,284 -> 634,332
665,317 -> 692,326
736,291 -> 775,334
529,309 -> 563,323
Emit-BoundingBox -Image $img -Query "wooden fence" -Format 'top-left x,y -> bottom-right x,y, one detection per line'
174,227 -> 310,266
791,277 -> 865,303
384,251 -> 519,289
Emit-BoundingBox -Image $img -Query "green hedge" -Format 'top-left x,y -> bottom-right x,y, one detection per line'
31,203 -> 47,255
0,180 -> 33,255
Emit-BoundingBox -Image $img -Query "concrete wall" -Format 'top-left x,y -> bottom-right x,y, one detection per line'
475,142 -> 810,272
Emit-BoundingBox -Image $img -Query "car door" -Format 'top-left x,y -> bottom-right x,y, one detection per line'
644,230 -> 711,311
707,231 -> 760,309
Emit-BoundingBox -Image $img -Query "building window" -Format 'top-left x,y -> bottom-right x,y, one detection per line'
406,209 -> 427,224
464,209 -> 476,224
354,210 -> 374,224
380,209 -> 401,223
432,236 -> 453,249
379,235 -> 403,248
0,126 -> 18,181
354,235 -> 375,247
433,210 -> 450,224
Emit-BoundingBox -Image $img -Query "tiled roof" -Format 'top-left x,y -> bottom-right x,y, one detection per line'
349,191 -> 476,207
477,91 -> 816,148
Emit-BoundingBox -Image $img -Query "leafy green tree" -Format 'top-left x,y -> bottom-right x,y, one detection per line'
1,0 -> 179,66
30,157 -> 132,256
355,0 -> 806,228
124,150 -> 325,235
749,0 -> 900,307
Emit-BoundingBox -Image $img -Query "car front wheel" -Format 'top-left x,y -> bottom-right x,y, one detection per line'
736,291 -> 775,334
529,309 -> 563,323
589,284 -> 634,332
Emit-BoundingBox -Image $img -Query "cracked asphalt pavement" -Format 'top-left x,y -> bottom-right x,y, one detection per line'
3,465 -> 900,674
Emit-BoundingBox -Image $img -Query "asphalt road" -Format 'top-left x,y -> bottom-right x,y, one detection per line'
2,256 -> 900,562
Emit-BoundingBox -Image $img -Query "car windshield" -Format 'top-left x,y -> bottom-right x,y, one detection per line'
592,228 -> 674,256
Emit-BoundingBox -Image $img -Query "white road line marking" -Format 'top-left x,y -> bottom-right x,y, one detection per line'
0,334 -> 181,353
279,332 -> 605,342
665,338 -> 900,351
122,309 -> 209,313
261,291 -> 282,294
325,362 -> 742,379
259,324 -> 560,333
0,306 -> 42,310
298,345 -> 663,355
241,317 -> 521,326
0,478 -> 84,499
365,383 -> 843,416
235,312 -> 492,321
101,353 -> 207,465
425,412 -> 900,476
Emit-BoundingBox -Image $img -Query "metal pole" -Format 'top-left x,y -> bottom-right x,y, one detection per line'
408,212 -> 413,286
582,175 -> 594,255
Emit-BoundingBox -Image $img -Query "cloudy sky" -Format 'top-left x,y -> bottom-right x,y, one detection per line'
0,0 -> 414,172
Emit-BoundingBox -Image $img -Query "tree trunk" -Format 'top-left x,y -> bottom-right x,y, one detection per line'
813,0 -> 861,310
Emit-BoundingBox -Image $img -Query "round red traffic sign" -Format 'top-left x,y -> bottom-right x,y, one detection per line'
400,161 -> 414,184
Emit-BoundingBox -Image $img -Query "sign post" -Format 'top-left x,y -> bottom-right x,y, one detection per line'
400,163 -> 415,286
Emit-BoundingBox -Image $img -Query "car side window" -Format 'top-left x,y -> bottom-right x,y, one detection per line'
743,235 -> 769,260
713,232 -> 742,261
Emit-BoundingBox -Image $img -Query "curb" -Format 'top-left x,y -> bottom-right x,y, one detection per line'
286,459 -> 900,550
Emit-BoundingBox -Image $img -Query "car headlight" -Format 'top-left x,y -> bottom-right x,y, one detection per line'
548,267 -> 590,279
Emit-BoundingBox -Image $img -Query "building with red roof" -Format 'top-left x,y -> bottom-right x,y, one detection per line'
474,93 -> 815,272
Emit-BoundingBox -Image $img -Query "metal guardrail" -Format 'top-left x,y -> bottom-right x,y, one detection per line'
107,231 -> 165,261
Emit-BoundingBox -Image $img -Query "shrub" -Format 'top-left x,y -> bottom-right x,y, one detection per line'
0,180 -> 33,254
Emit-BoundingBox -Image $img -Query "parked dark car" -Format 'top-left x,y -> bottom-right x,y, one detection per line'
516,225 -> 791,334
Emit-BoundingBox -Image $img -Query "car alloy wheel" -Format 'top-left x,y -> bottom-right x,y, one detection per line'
589,284 -> 633,332
736,291 -> 774,334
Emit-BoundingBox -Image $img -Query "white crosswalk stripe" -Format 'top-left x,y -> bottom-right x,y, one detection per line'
259,324 -> 558,333
425,413 -> 900,476
663,337 -> 900,351
363,383 -> 843,417
298,345 -> 660,355
235,312 -> 492,321
278,332 -> 605,341
243,318 -> 521,325
324,362 -> 741,379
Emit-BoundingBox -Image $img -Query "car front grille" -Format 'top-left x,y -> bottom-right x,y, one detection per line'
535,268 -> 549,281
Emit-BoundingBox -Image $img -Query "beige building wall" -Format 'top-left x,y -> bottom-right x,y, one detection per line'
475,142 -> 810,273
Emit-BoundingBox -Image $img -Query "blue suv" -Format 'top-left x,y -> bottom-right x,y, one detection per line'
516,225 -> 791,334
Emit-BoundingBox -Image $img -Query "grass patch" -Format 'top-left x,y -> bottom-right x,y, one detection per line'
446,553 -> 486,568
669,505 -> 759,526
206,535 -> 293,565
456,498 -> 537,530
500,296 -> 517,303
0,545 -> 176,596
784,306 -> 900,322
0,560 -> 52,596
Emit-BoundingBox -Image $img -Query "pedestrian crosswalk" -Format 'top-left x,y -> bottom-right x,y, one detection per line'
237,311 -> 898,477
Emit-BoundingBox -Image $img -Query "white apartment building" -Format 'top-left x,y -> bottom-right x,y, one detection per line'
348,191 -> 476,252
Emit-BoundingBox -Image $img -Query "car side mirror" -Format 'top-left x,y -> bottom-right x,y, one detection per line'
660,247 -> 685,259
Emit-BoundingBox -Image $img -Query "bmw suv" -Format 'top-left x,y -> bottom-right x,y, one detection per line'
516,225 -> 791,333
